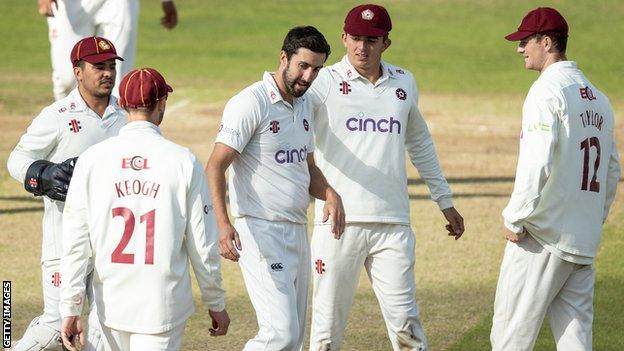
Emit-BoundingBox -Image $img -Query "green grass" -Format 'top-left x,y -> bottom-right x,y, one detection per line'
1,1 -> 623,350
2,0 -> 624,115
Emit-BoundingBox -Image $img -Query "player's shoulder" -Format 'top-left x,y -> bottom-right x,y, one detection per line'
226,80 -> 267,114
384,61 -> 415,82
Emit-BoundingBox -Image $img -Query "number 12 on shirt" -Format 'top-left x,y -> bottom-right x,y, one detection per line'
111,207 -> 156,264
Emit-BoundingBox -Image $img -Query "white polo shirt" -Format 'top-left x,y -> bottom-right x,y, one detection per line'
502,61 -> 620,264
308,56 -> 453,225
7,88 -> 126,262
215,72 -> 314,224
60,121 -> 225,333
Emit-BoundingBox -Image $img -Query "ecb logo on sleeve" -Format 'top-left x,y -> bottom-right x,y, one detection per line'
122,156 -> 150,171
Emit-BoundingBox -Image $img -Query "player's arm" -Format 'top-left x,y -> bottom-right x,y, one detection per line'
59,158 -> 92,348
502,93 -> 559,238
603,137 -> 621,222
405,81 -> 464,239
7,107 -> 77,201
161,0 -> 177,29
205,144 -> 241,261
307,153 -> 345,238
186,157 -> 229,336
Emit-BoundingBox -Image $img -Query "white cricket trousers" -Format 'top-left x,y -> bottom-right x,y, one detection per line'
99,321 -> 186,351
47,0 -> 139,100
310,223 -> 427,351
235,216 -> 310,351
491,234 -> 595,351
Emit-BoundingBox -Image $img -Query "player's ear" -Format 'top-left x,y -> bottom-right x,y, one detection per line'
73,66 -> 82,82
341,32 -> 348,48
279,50 -> 288,69
382,37 -> 391,52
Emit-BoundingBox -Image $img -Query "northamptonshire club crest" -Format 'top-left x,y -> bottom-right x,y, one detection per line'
361,9 -> 375,20
315,259 -> 326,275
395,88 -> 407,101
303,119 -> 309,131
68,119 -> 82,133
339,81 -> 351,95
270,120 -> 280,133
580,87 -> 596,101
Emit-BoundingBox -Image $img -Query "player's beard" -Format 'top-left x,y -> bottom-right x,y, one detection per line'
282,64 -> 310,98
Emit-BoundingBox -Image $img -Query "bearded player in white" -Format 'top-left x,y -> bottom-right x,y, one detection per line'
491,7 -> 620,351
37,0 -> 178,100
206,26 -> 345,351
59,68 -> 229,351
7,36 -> 126,351
307,4 -> 465,351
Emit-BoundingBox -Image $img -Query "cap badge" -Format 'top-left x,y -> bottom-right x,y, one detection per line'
361,9 -> 374,20
98,40 -> 110,50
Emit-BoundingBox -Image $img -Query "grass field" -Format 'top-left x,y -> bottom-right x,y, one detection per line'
1,1 -> 623,350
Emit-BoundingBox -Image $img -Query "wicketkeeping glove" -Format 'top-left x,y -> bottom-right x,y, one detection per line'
24,157 -> 78,202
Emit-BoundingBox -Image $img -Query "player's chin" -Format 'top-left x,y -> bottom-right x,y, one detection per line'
292,85 -> 310,97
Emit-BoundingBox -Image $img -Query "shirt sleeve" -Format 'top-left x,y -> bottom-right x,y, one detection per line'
7,107 -> 59,182
59,156 -> 91,318
404,76 -> 453,210
603,137 -> 621,222
214,91 -> 262,153
184,157 -> 226,311
502,90 -> 560,233
308,68 -> 331,112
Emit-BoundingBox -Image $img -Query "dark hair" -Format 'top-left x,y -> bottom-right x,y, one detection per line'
281,26 -> 331,62
535,33 -> 568,53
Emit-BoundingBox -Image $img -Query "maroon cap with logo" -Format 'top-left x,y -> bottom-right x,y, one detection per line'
505,7 -> 568,41
344,4 -> 392,37
118,68 -> 173,109
70,36 -> 124,67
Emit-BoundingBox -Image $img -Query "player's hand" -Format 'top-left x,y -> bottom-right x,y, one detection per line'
505,228 -> 526,243
442,207 -> 464,240
60,316 -> 85,351
208,309 -> 230,336
218,223 -> 241,262
161,1 -> 178,29
38,0 -> 56,17
322,189 -> 345,239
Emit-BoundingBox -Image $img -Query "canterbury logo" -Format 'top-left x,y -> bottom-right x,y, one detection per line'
270,263 -> 284,271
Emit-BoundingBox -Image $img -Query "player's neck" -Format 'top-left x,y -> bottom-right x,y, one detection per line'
272,73 -> 294,105
353,63 -> 383,84
540,53 -> 568,73
77,85 -> 110,118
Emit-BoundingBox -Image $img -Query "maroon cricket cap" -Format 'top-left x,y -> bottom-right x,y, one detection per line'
505,7 -> 568,41
70,36 -> 123,67
344,4 -> 392,37
118,68 -> 173,109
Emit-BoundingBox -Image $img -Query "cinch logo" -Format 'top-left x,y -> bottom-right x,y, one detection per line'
122,156 -> 150,171
275,145 -> 307,164
270,263 -> 284,271
346,115 -> 401,134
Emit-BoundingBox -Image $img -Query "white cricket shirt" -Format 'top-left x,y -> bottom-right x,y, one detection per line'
503,61 -> 620,264
7,88 -> 126,261
60,121 -> 225,333
215,72 -> 314,224
308,56 -> 453,224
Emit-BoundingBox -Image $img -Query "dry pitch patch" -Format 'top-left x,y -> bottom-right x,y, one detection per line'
1,94 -> 622,350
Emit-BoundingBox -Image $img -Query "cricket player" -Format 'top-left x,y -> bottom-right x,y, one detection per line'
38,0 -> 178,100
59,68 -> 229,351
307,4 -> 465,350
491,7 -> 620,350
7,36 -> 126,351
206,26 -> 344,351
